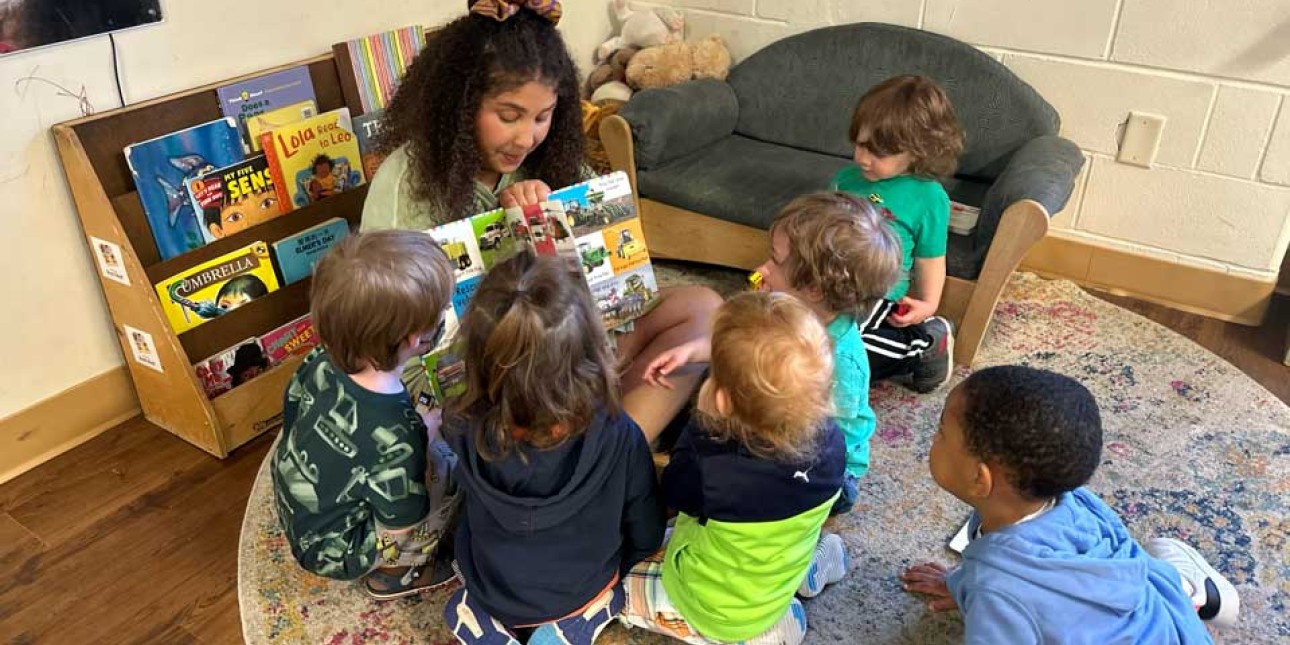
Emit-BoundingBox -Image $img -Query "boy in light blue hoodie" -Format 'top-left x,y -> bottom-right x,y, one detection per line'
902,366 -> 1238,644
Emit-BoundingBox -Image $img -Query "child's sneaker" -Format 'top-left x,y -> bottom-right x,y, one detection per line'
1144,537 -> 1239,628
909,317 -> 954,393
797,532 -> 848,597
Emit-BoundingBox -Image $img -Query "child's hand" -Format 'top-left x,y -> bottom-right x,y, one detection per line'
644,339 -> 708,389
901,562 -> 958,612
887,296 -> 937,327
499,180 -> 552,208
420,407 -> 443,443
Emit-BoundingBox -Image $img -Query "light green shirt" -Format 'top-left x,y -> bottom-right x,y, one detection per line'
361,144 -> 528,232
361,144 -> 597,232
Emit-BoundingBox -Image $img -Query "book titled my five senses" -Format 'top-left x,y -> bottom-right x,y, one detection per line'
271,217 -> 351,285
154,241 -> 281,334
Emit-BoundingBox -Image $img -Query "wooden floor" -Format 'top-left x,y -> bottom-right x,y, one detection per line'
1,292 -> 1286,645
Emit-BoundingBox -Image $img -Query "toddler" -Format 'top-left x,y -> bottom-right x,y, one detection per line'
271,230 -> 461,599
622,292 -> 849,645
903,365 -> 1238,643
442,251 -> 665,645
833,74 -> 965,392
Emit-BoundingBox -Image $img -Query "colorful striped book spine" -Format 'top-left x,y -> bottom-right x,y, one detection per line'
333,25 -> 427,115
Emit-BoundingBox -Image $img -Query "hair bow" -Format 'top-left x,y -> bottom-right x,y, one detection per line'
470,0 -> 562,25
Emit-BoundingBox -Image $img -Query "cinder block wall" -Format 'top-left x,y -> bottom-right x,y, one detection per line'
636,0 -> 1290,282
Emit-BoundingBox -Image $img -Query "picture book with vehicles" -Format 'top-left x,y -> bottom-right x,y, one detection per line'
153,241 -> 281,334
184,155 -> 282,244
415,171 -> 658,405
217,66 -> 316,152
260,108 -> 365,212
124,117 -> 244,260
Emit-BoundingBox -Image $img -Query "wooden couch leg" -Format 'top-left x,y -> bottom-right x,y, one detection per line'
955,200 -> 1050,367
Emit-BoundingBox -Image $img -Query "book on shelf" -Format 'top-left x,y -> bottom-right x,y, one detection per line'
352,109 -> 387,181
244,100 -> 318,153
271,217 -> 351,285
124,117 -> 245,260
333,25 -> 427,115
259,314 -> 319,366
217,66 -> 317,153
260,108 -> 366,212
184,155 -> 284,244
417,171 -> 659,407
194,337 -> 267,399
154,241 -> 281,334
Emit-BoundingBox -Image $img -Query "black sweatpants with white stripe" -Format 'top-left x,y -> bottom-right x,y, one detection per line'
860,299 -> 935,382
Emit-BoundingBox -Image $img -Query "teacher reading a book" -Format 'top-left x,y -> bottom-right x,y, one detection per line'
361,0 -> 720,443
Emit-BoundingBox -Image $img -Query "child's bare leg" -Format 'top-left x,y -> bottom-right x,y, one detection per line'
617,285 -> 722,443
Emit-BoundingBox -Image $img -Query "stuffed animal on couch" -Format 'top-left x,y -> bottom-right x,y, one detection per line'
626,35 -> 732,91
595,0 -> 683,64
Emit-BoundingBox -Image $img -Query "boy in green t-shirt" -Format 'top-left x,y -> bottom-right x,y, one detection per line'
831,75 -> 966,393
271,230 -> 460,599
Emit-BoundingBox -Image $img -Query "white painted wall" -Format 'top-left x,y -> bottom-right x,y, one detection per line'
639,0 -> 1290,277
0,0 -> 610,419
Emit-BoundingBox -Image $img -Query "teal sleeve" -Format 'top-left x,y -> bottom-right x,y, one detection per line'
832,346 -> 875,478
913,185 -> 950,258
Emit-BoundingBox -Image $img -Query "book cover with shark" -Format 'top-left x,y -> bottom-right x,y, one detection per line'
124,118 -> 244,260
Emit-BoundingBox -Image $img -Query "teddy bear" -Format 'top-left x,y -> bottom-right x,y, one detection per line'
626,35 -> 732,91
595,0 -> 684,64
585,46 -> 638,102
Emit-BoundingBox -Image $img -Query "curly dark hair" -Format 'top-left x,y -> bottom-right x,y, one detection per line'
959,366 -> 1102,500
378,8 -> 584,222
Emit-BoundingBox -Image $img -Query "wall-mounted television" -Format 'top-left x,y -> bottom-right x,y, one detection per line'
0,0 -> 163,55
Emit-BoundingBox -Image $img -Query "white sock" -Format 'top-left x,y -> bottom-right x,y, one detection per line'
797,532 -> 847,598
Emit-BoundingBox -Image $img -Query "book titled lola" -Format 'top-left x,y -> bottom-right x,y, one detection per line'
260,108 -> 365,212
154,241 -> 281,334
271,217 -> 350,285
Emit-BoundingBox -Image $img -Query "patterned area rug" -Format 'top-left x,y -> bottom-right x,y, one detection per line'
239,266 -> 1289,644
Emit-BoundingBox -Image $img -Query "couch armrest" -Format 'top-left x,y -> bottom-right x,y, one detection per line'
973,136 -> 1084,268
618,79 -> 739,171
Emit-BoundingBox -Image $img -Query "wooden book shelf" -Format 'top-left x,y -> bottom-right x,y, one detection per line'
52,54 -> 367,457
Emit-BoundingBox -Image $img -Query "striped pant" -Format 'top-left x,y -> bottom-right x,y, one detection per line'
859,299 -> 935,382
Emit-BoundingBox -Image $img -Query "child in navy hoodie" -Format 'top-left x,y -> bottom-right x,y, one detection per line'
442,251 -> 666,645
902,365 -> 1238,644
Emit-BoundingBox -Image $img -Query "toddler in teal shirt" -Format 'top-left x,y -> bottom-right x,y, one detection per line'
752,192 -> 902,513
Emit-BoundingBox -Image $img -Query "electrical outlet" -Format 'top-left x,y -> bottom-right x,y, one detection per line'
1117,111 -> 1166,168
